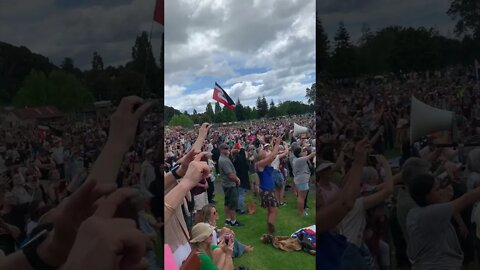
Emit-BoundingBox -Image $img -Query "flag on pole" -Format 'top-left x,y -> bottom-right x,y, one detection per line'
213,82 -> 235,110
475,59 -> 479,81
153,0 -> 163,25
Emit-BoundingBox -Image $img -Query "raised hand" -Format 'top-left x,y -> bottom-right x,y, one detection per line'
176,148 -> 200,177
354,138 -> 369,165
108,96 -> 153,153
37,179 -> 117,267
182,152 -> 211,189
61,188 -> 149,270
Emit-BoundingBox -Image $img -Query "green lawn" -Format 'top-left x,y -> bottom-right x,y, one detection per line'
214,180 -> 316,270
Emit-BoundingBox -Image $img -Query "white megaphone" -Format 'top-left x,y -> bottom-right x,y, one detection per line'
410,96 -> 455,143
293,123 -> 309,137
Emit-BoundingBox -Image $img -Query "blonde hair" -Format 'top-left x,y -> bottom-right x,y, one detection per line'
195,204 -> 216,225
190,241 -> 213,259
362,166 -> 379,185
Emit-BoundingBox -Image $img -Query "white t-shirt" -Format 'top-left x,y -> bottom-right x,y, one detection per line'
337,198 -> 366,247
172,243 -> 192,268
271,156 -> 280,170
51,146 -> 65,164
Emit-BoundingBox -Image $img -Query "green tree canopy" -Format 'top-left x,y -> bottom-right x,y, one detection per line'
448,0 -> 480,38
92,52 -> 104,71
14,70 -> 94,112
168,114 -> 194,128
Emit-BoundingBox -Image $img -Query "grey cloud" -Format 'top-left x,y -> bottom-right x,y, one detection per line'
1,0 -> 162,69
317,0 -> 378,13
319,0 -> 454,41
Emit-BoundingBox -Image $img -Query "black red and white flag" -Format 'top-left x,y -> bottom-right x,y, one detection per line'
213,82 -> 235,110
153,0 -> 163,25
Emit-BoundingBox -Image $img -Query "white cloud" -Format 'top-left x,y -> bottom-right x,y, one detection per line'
165,0 -> 316,113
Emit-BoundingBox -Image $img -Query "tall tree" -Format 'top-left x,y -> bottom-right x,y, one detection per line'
317,18 -> 330,75
206,103 -> 214,120
330,21 -> 357,78
193,109 -> 198,115
359,23 -> 374,45
268,100 -> 278,117
234,98 -> 245,121
61,58 -> 75,73
257,96 -> 268,118
214,102 -> 222,117
305,83 -> 316,105
334,21 -> 352,49
129,31 -> 159,95
448,0 -> 480,38
92,52 -> 104,71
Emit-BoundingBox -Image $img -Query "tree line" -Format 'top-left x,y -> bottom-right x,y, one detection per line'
167,93 -> 314,129
1,31 -> 163,112
317,0 -> 480,81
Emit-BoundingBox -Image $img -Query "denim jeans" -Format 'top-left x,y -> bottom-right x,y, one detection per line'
237,187 -> 246,212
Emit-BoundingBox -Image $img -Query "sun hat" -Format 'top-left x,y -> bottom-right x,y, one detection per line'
190,223 -> 213,243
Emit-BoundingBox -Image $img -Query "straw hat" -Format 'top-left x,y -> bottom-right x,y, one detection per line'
190,223 -> 213,243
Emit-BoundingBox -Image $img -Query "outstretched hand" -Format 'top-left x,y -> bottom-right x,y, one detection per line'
37,179 -> 117,267
354,138 -> 369,165
176,148 -> 200,177
61,188 -> 149,270
182,152 -> 211,189
108,96 -> 153,152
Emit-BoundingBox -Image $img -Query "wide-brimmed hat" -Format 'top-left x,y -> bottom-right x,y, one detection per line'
190,223 -> 213,243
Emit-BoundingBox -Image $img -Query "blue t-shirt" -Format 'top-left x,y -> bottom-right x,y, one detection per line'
258,165 -> 274,191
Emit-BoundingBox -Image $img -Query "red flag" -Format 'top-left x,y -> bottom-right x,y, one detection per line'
153,0 -> 163,25
213,82 -> 236,110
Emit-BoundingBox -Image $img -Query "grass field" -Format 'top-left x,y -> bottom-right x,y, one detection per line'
213,179 -> 316,270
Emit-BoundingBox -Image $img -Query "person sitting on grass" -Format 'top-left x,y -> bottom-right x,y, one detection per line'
190,222 -> 234,270
196,204 -> 253,258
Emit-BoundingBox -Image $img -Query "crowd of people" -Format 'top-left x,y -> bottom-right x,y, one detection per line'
317,72 -> 480,270
0,97 -> 163,269
164,115 -> 316,269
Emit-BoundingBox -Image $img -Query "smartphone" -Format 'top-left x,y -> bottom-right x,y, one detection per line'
224,233 -> 231,245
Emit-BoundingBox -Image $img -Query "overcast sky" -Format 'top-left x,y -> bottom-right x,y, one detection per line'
164,0 -> 316,113
318,0 -> 457,44
0,0 -> 163,70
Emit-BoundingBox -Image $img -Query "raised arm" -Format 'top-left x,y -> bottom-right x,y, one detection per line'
452,186 -> 480,214
164,149 -> 199,193
277,146 -> 290,159
256,136 -> 281,170
318,138 -> 369,233
192,123 -> 212,152
363,155 -> 394,210
164,153 -> 210,224
88,97 -> 152,185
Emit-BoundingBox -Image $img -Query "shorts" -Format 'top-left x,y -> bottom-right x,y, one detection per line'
296,182 -> 309,191
260,190 -> 279,208
223,186 -> 238,210
273,170 -> 284,188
